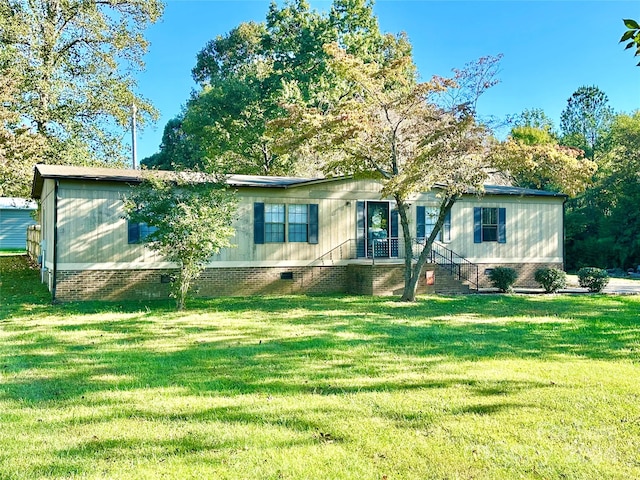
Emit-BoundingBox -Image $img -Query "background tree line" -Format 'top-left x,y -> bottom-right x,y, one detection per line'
2,1 -> 636,304
507,87 -> 639,272
143,0 -> 633,276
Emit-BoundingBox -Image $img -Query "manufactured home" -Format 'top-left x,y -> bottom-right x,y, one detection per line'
31,164 -> 567,301
0,197 -> 37,250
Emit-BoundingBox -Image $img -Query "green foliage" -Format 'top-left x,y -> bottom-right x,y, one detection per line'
488,267 -> 518,293
145,0 -> 390,176
0,72 -> 46,197
620,18 -> 640,66
277,39 -> 497,301
599,112 -> 640,267
577,267 -> 610,292
510,126 -> 555,146
560,86 -> 614,160
0,0 -> 163,176
489,133 -> 595,196
4,255 -> 640,479
565,111 -> 640,271
534,267 -> 567,293
141,117 -> 199,171
512,108 -> 557,134
124,172 -> 237,310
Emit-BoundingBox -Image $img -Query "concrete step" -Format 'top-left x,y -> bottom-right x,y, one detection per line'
434,265 -> 472,295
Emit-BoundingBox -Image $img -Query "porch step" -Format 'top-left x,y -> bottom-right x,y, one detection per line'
433,265 -> 471,295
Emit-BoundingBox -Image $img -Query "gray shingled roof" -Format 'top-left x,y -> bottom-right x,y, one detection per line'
31,164 -> 326,198
481,185 -> 567,197
31,164 -> 566,199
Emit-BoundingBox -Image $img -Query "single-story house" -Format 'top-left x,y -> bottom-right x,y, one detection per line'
31,164 -> 567,301
0,197 -> 37,250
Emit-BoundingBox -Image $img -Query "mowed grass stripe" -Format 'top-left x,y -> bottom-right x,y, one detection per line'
1,255 -> 639,479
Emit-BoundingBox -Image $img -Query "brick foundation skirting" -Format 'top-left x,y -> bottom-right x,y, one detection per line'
55,266 -> 349,302
54,261 -> 564,301
476,262 -> 564,288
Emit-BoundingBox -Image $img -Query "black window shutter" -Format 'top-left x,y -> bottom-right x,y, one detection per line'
442,209 -> 451,243
390,207 -> 399,257
356,201 -> 366,257
308,204 -> 319,244
254,202 -> 265,245
416,206 -> 426,241
498,207 -> 507,243
473,207 -> 482,243
128,221 -> 140,244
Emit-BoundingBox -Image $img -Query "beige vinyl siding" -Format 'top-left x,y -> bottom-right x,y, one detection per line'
445,195 -> 563,263
56,181 -> 163,265
52,177 -> 564,269
53,178 -> 392,268
40,179 -> 56,271
218,182 -> 361,263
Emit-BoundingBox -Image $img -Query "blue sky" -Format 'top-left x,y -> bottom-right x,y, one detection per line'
134,0 -> 640,161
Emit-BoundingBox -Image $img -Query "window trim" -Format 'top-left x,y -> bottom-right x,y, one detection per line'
264,203 -> 286,243
127,220 -> 157,244
474,207 -> 506,244
254,202 -> 319,245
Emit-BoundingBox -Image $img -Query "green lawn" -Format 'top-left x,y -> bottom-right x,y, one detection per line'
1,255 -> 639,479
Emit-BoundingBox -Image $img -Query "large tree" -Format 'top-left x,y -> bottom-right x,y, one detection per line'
277,41 -> 492,301
280,43 -> 596,301
594,112 -> 640,269
0,64 -> 46,197
0,0 -> 163,175
143,0 -> 394,176
560,86 -> 614,161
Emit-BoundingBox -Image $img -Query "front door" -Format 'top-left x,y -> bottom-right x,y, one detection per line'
367,202 -> 390,258
356,201 -> 399,258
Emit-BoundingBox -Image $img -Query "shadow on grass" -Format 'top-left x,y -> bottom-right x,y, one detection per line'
4,257 -> 640,478
2,255 -> 639,405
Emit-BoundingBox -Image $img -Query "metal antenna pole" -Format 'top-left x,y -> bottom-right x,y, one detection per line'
131,103 -> 138,169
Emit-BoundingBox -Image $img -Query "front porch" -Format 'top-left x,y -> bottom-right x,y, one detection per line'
316,238 -> 479,296
346,261 -> 472,296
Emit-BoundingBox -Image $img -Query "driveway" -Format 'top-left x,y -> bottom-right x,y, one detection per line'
561,275 -> 640,295
481,276 -> 640,295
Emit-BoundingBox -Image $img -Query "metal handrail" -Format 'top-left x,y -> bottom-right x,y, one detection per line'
413,239 -> 479,290
315,239 -> 357,265
312,236 -> 479,290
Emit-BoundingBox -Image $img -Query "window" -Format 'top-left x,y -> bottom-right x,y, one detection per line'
474,207 -> 506,243
288,204 -> 308,242
265,203 -> 285,243
254,203 -> 318,245
424,206 -> 438,238
416,206 -> 451,243
482,208 -> 498,242
128,221 -> 157,244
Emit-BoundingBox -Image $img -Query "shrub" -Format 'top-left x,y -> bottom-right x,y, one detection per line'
534,267 -> 567,293
488,267 -> 518,293
577,267 -> 610,293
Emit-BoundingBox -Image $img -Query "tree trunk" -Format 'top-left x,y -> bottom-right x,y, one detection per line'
176,265 -> 189,310
395,197 -> 414,300
399,196 -> 457,302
